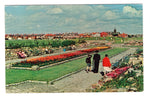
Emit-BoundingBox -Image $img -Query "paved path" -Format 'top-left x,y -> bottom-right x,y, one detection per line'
6,48 -> 137,93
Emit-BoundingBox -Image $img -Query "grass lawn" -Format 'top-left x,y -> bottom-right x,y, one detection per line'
6,48 -> 128,84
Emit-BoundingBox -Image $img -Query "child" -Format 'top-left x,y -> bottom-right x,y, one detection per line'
85,54 -> 92,73
102,54 -> 112,74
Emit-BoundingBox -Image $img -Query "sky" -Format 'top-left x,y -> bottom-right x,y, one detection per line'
5,4 -> 143,34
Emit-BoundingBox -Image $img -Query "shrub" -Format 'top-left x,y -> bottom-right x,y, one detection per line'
119,62 -> 128,67
62,40 -> 75,47
51,40 -> 62,47
136,49 -> 143,54
78,39 -> 86,43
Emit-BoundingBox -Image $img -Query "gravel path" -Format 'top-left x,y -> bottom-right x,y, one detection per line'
6,48 -> 137,93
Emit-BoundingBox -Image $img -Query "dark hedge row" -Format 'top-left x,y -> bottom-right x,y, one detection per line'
5,39 -> 76,49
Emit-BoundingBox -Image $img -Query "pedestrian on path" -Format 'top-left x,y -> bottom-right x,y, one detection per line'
102,54 -> 112,74
85,54 -> 92,73
92,50 -> 101,73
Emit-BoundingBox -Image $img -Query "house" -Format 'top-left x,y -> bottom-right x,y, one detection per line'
62,32 -> 80,39
118,33 -> 128,38
100,32 -> 109,37
79,33 -> 91,38
44,34 -> 55,39
91,32 -> 100,37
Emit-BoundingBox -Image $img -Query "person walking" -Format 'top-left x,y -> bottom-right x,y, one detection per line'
102,54 -> 112,74
92,50 -> 101,73
85,54 -> 92,73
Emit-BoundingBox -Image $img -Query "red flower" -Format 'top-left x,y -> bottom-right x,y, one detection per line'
106,66 -> 131,78
21,46 -> 109,65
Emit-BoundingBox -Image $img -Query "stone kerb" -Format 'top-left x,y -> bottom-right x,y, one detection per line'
6,66 -> 86,87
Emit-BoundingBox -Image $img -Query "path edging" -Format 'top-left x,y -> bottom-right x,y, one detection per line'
6,67 -> 85,87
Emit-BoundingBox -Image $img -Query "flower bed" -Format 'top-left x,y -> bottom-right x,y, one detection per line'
90,65 -> 143,92
12,46 -> 110,68
106,66 -> 131,78
89,48 -> 143,92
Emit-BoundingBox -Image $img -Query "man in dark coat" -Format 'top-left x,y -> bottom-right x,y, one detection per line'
93,50 -> 101,73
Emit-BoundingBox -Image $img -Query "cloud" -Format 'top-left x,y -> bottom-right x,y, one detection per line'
102,10 -> 119,20
5,5 -> 143,34
123,6 -> 142,17
5,12 -> 15,20
28,26 -> 33,29
80,14 -> 87,19
96,5 -> 105,9
26,5 -> 51,11
28,12 -> 48,22
47,8 -> 63,14
57,5 -> 93,16
36,24 -> 40,28
60,5 -> 92,12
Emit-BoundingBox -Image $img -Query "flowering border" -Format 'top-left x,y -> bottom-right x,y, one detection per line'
12,46 -> 110,68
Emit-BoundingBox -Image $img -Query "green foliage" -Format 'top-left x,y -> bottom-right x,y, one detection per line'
136,48 -> 143,54
95,65 -> 143,92
32,49 -> 42,56
75,38 -> 86,43
83,37 -> 102,40
119,62 -> 128,67
65,46 -> 72,51
123,56 -> 130,63
51,40 -> 62,47
96,48 -> 143,92
5,40 -> 47,49
5,39 -> 76,49
81,37 -> 143,44
112,55 -> 130,69
97,71 -> 138,92
135,75 -> 143,91
62,40 -> 75,47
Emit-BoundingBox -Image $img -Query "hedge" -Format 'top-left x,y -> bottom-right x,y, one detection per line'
5,39 -> 76,49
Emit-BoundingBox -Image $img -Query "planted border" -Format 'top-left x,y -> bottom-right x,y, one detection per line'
90,48 -> 143,92
12,46 -> 110,68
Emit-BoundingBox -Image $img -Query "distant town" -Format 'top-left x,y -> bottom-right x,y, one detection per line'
5,28 -> 143,40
